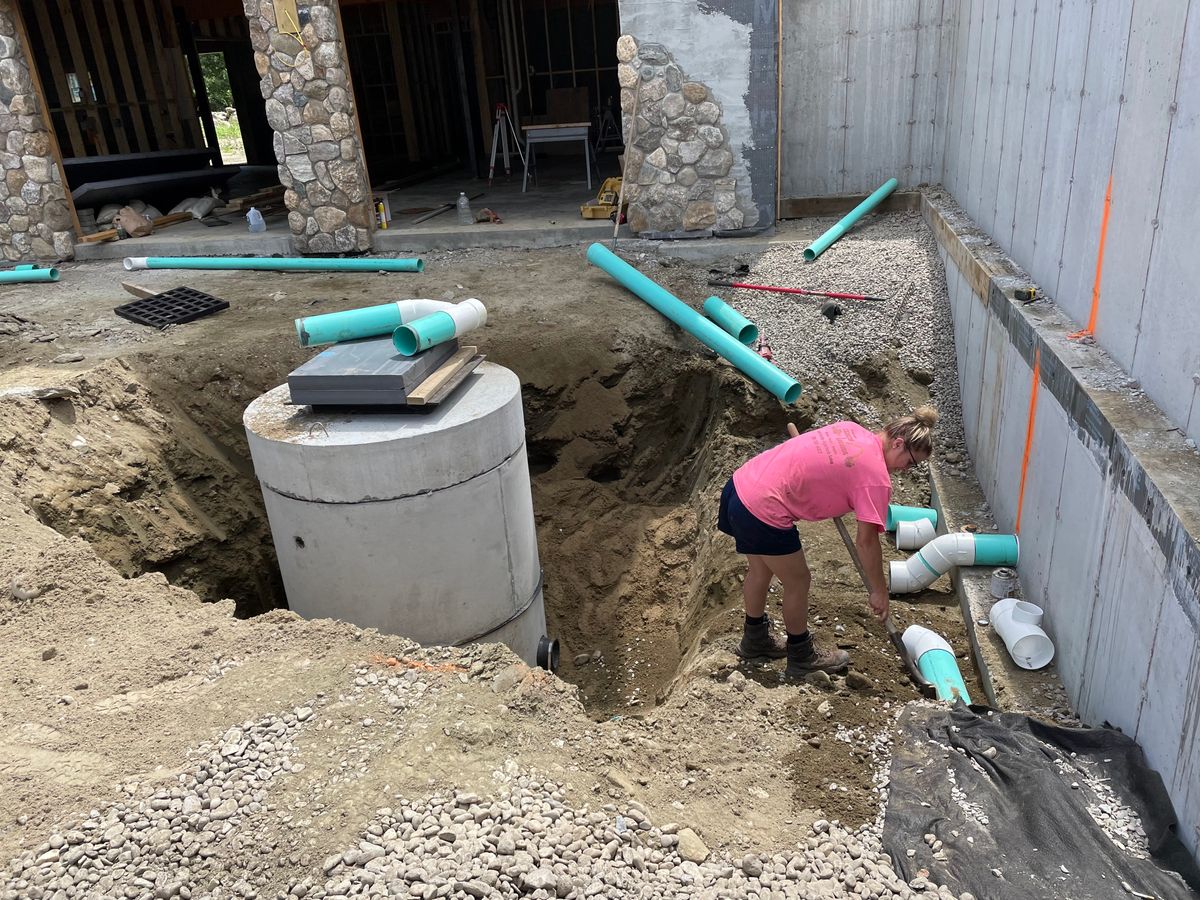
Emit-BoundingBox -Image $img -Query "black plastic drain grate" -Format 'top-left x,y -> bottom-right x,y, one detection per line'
114,287 -> 229,328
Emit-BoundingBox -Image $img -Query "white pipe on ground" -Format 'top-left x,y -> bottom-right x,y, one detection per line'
889,531 -> 977,593
895,517 -> 937,550
990,598 -> 1055,669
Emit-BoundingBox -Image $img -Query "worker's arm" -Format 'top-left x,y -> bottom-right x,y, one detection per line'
855,519 -> 890,621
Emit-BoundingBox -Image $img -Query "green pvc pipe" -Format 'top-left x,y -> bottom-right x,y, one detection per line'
803,178 -> 899,261
916,648 -> 972,704
296,302 -> 403,347
886,504 -> 938,532
701,296 -> 758,345
973,533 -> 1019,566
586,244 -> 801,404
393,311 -> 456,356
0,266 -> 59,283
124,256 -> 424,273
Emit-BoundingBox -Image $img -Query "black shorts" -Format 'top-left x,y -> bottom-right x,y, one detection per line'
717,478 -> 802,556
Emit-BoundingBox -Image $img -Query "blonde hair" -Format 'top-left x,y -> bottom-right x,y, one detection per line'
884,405 -> 938,455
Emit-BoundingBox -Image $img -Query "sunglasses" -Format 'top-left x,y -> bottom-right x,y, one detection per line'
905,443 -> 920,469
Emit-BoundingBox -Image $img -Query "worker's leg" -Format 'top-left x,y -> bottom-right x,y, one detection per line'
737,553 -> 787,658
759,549 -> 812,635
762,549 -> 850,675
742,553 -> 772,618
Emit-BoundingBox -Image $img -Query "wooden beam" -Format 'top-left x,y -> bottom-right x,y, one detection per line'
79,210 -> 193,244
30,1 -> 86,156
101,0 -> 151,152
468,0 -> 493,163
55,0 -> 109,155
384,0 -> 421,163
78,0 -> 130,154
127,0 -> 174,148
159,4 -> 204,148
405,347 -> 482,405
13,2 -> 83,241
175,5 -> 221,159
332,0 -> 375,205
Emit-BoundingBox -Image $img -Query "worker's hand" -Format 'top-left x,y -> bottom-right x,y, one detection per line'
787,422 -> 800,438
869,590 -> 889,622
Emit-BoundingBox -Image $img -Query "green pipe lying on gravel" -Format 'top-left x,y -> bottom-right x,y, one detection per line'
587,243 -> 801,404
702,296 -> 759,345
0,265 -> 59,283
803,178 -> 898,261
123,256 -> 424,273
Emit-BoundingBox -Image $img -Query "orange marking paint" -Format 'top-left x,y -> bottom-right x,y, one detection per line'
1015,347 -> 1041,534
1069,173 -> 1113,340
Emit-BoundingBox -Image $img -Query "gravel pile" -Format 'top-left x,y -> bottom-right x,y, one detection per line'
296,771 -> 968,900
712,212 -> 967,459
1,709 -> 305,899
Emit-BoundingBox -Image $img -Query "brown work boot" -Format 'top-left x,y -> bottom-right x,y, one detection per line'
785,635 -> 850,676
735,615 -> 789,659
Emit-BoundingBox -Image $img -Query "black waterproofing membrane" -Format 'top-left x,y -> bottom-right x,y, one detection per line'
883,704 -> 1200,899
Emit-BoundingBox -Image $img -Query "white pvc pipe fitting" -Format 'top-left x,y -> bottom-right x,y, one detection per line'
124,257 -> 150,270
990,597 -> 1055,669
896,517 -> 937,550
396,297 -> 488,342
901,624 -> 953,662
889,531 -> 977,593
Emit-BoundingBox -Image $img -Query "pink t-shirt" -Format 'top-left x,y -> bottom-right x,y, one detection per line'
731,421 -> 892,530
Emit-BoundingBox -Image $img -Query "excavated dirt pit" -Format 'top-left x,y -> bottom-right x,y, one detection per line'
0,235 -> 982,878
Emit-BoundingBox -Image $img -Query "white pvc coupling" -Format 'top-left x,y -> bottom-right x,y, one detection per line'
901,624 -> 953,663
397,298 -> 487,336
990,598 -> 1055,669
888,531 -> 976,593
124,257 -> 150,270
896,517 -> 937,550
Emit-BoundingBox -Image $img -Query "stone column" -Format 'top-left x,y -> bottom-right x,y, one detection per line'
0,1 -> 74,261
245,0 -> 373,254
617,35 -> 759,237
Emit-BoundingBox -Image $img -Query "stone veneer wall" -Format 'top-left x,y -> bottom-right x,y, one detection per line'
616,35 -> 758,235
244,0 -> 373,253
0,1 -> 74,261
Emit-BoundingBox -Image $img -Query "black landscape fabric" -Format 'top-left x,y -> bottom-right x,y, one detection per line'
883,704 -> 1200,899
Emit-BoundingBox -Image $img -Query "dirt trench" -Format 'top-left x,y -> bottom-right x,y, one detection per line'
0,244 -> 979,839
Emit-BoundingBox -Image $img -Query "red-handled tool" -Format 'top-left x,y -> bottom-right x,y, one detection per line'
708,279 -> 888,302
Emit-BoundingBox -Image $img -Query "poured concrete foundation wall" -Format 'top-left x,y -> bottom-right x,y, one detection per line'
616,0 -> 777,231
779,0 -> 955,198
927,195 -> 1200,857
939,0 -> 1200,446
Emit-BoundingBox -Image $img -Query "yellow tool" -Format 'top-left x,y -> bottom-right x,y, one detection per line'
580,177 -> 624,219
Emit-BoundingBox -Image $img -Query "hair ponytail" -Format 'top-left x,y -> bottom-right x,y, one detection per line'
884,405 -> 938,454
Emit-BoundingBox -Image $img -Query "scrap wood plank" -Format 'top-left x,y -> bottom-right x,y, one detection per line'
405,346 -> 484,406
79,210 -> 193,244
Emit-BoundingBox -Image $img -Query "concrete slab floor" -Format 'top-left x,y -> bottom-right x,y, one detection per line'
73,155 -> 625,260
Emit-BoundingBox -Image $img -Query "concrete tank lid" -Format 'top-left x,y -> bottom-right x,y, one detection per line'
243,362 -> 526,502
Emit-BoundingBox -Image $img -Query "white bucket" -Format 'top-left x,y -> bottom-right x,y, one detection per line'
896,517 -> 937,550
990,597 -> 1054,669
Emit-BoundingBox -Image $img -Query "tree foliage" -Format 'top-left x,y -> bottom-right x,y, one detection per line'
199,52 -> 233,111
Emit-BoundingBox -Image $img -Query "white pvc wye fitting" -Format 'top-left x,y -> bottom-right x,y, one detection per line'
889,531 -> 977,593
395,298 -> 455,322
901,624 -> 953,663
445,298 -> 487,333
123,257 -> 150,270
990,598 -> 1054,669
896,517 -> 937,550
